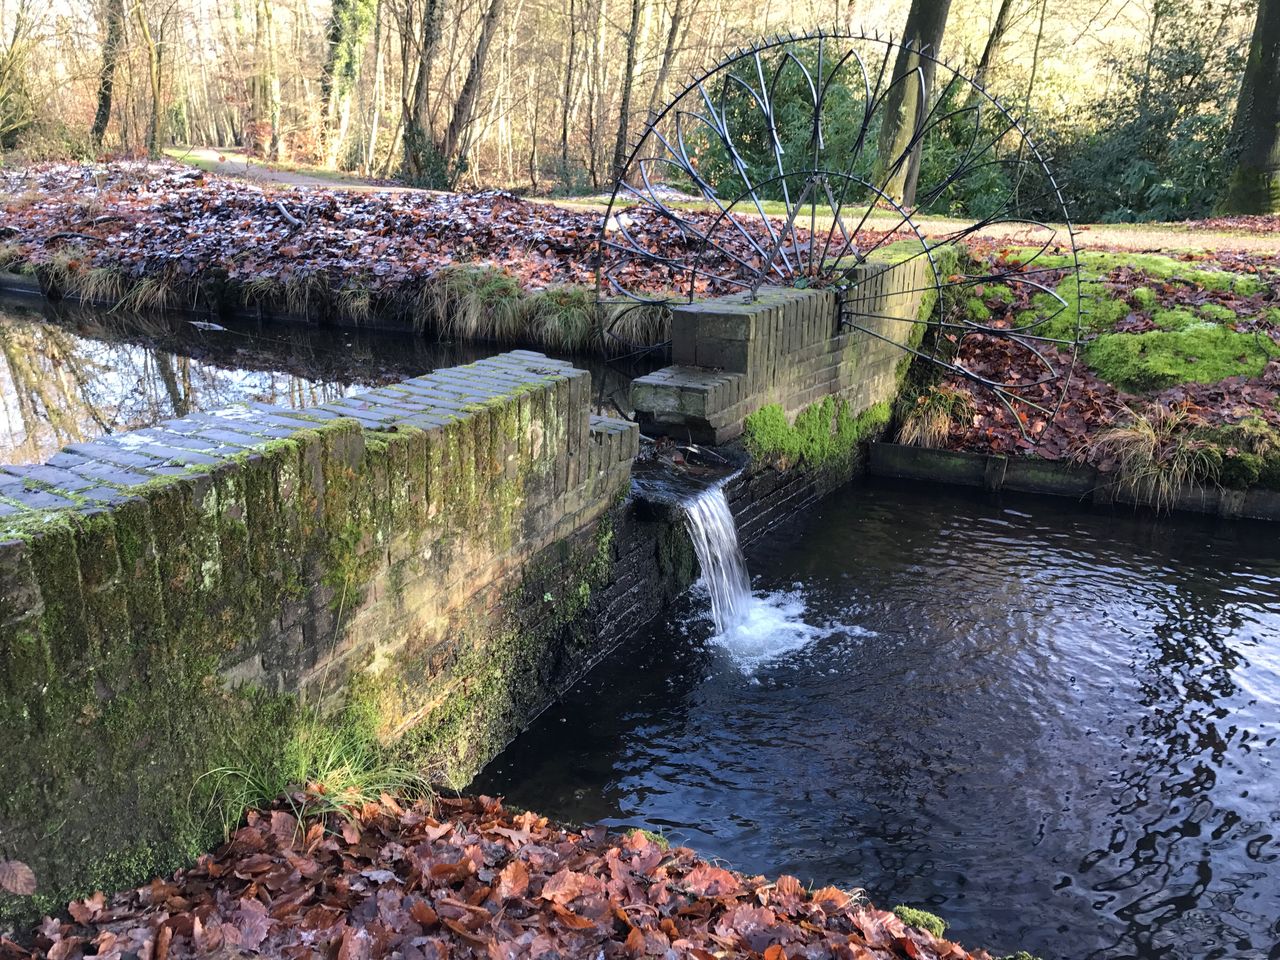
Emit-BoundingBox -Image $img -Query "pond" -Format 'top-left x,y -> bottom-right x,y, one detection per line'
474,480 -> 1280,960
0,298 -> 647,465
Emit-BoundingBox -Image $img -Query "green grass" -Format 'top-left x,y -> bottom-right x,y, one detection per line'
194,685 -> 430,838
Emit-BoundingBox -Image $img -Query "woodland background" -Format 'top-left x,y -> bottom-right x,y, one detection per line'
0,0 -> 1274,221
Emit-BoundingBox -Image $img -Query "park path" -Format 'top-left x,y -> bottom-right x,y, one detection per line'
165,146 -> 425,192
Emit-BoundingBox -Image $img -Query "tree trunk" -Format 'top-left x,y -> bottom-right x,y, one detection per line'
559,0 -> 577,174
402,0 -> 444,181
644,0 -> 683,119
1222,0 -> 1280,214
439,0 -> 506,177
363,0 -> 384,173
874,0 -> 952,207
133,0 -> 164,158
971,0 -> 1015,92
320,0 -> 376,168
90,0 -> 126,149
610,0 -> 644,183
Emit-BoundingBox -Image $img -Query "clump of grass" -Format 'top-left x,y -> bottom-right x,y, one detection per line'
1083,403 -> 1221,512
40,244 -> 88,292
195,702 -> 430,839
337,282 -> 374,323
1197,417 -> 1280,489
897,384 -> 974,448
116,275 -> 174,313
528,286 -> 597,352
0,241 -> 24,271
284,271 -> 331,318
893,905 -> 947,939
602,301 -> 670,353
243,275 -> 283,307
425,265 -> 525,342
74,265 -> 125,305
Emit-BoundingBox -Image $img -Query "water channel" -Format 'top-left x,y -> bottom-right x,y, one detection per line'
475,481 -> 1280,960
5,298 -> 1279,959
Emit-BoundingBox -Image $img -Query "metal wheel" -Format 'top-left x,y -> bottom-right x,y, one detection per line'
597,29 -> 1081,443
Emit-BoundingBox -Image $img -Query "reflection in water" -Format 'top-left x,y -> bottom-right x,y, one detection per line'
475,482 -> 1280,960
0,299 -> 654,465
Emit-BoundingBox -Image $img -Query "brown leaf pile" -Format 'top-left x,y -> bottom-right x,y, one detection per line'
0,163 -> 856,300
1181,213 -> 1280,235
1,796 -> 992,960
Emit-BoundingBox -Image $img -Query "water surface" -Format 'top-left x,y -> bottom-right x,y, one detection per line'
475,481 -> 1280,959
0,299 -> 648,464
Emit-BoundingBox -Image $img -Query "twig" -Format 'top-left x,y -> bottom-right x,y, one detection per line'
47,231 -> 104,243
275,200 -> 304,228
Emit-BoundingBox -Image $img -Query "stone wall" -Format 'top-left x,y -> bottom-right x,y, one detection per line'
631,255 -> 936,445
0,351 -> 641,922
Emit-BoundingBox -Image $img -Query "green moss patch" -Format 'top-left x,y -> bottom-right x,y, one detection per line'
892,905 -> 947,939
1085,326 -> 1279,392
744,397 -> 890,471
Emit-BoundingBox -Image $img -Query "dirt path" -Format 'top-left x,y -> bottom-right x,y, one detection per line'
164,146 -> 425,193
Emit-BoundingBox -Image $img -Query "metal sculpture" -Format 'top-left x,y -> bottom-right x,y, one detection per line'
596,30 -> 1081,441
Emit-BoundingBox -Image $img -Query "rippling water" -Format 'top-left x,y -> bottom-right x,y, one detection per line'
474,480 -> 1280,959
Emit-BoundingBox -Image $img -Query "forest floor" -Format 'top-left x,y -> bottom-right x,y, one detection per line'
1,795 -> 999,960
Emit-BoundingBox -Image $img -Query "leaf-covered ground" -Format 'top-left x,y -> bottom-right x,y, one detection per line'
917,248 -> 1280,471
0,162 -> 825,301
0,796 -> 998,960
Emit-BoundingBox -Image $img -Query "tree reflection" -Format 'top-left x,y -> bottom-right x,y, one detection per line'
0,306 -> 358,465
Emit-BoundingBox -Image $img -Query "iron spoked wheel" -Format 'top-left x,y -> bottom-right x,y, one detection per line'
596,29 -> 1082,444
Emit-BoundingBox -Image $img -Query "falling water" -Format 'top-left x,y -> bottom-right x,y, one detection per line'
680,482 -> 830,669
682,485 -> 752,633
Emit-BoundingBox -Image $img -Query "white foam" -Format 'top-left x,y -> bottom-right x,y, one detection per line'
707,588 -> 827,671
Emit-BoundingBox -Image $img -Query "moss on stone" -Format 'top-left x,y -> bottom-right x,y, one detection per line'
892,905 -> 947,939
744,397 -> 891,471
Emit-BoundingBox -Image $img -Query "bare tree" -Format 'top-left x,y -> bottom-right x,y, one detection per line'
610,0 -> 644,182
90,0 -> 127,148
875,0 -> 953,206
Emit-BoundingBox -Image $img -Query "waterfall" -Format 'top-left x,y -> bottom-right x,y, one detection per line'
682,485 -> 752,634
679,480 -> 825,670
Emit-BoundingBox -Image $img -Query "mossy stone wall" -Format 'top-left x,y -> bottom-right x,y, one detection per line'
631,254 -> 936,446
0,351 -> 638,925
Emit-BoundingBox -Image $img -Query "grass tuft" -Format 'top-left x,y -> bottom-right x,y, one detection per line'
1083,403 -> 1221,511
195,707 -> 430,838
116,275 -> 174,313
897,384 -> 975,448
